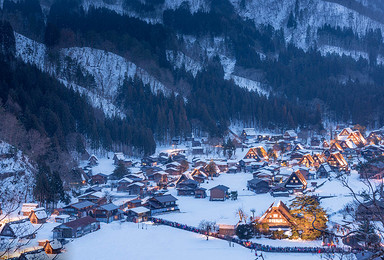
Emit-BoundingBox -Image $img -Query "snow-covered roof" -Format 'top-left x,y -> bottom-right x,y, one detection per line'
129,206 -> 150,214
118,177 -> 134,183
32,208 -> 47,220
7,219 -> 36,238
128,182 -> 145,187
114,152 -> 125,160
21,203 -> 38,213
49,239 -> 63,250
55,214 -> 70,219
242,128 -> 257,136
21,251 -> 49,260
284,130 -> 297,137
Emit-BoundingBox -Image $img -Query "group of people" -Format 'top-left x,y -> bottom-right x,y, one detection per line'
151,217 -> 352,254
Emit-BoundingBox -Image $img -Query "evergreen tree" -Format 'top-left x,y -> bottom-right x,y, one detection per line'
236,224 -> 254,240
112,162 -> 128,179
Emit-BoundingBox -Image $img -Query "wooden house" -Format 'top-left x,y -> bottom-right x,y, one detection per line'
312,153 -> 326,167
327,152 -> 348,172
21,203 -> 38,216
88,154 -> 99,166
126,206 -> 151,223
165,167 -> 182,175
55,214 -> 70,223
113,152 -> 125,165
337,139 -> 357,150
270,184 -> 290,197
29,207 -> 48,224
195,187 -> 207,198
292,144 -> 304,152
176,179 -> 199,196
153,171 -> 168,184
0,219 -> 36,239
359,160 -> 384,179
19,250 -> 49,260
190,168 -> 208,183
204,161 -> 221,177
63,200 -> 96,218
93,203 -> 123,223
240,128 -> 257,141
43,240 -> 63,254
367,130 -> 384,145
361,145 -> 384,160
53,216 -> 100,239
247,178 -> 269,194
78,192 -> 106,205
322,140 -> 330,149
298,154 -> 315,168
146,194 -> 179,215
356,200 -> 384,221
218,224 -> 236,236
90,173 -> 108,185
329,141 -> 344,153
243,146 -> 268,161
141,156 -> 158,167
258,201 -> 296,231
209,185 -> 229,201
116,177 -> 134,192
317,163 -> 334,178
127,199 -> 142,209
283,130 -> 298,140
127,182 -> 146,195
284,170 -> 307,191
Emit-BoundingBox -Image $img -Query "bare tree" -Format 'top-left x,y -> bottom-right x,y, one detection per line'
198,220 -> 217,240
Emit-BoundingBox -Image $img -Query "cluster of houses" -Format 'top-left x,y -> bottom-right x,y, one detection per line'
3,126 -> 384,258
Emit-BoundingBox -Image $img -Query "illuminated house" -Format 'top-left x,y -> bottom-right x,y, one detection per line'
327,152 -> 348,172
322,140 -> 330,149
240,128 -> 257,141
190,168 -> 208,183
29,207 -> 48,224
292,144 -> 304,152
336,128 -> 367,147
283,130 -> 298,140
312,153 -> 326,167
283,170 -> 307,191
243,146 -> 269,161
329,141 -> 343,153
298,154 -> 315,168
258,201 -> 296,231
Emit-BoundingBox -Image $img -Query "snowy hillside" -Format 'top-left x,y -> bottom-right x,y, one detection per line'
230,0 -> 384,49
14,33 -> 170,118
0,140 -> 35,203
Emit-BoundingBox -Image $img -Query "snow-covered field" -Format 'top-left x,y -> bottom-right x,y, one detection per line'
60,222 -> 321,260
163,172 -> 291,226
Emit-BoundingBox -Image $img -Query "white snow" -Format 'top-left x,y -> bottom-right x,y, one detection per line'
14,33 -> 172,118
318,45 -> 369,61
166,50 -> 203,77
60,221 -> 321,260
231,75 -> 270,96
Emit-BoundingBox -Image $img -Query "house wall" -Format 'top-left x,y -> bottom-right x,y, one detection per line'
210,189 -> 225,200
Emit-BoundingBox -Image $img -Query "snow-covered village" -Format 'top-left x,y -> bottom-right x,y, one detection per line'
3,0 -> 384,259
1,126 -> 384,259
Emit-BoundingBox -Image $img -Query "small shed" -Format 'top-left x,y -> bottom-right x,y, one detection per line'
209,185 -> 229,201
44,239 -> 63,254
29,207 -> 48,224
55,214 -> 70,223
